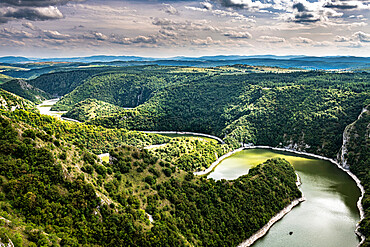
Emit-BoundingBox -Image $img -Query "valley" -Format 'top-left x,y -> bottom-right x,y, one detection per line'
0,62 -> 368,246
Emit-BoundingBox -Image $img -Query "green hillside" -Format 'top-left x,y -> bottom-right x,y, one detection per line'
0,109 -> 301,246
0,79 -> 51,104
62,98 -> 124,122
0,89 -> 38,113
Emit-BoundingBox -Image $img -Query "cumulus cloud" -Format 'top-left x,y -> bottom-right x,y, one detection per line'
1,6 -> 63,21
257,35 -> 285,43
42,29 -> 70,39
114,35 -> 157,45
152,17 -> 219,32
0,0 -> 81,23
0,27 -> 34,38
291,36 -> 314,44
353,31 -> 370,42
162,4 -> 179,15
223,31 -> 252,39
2,0 -> 79,7
215,0 -> 270,9
84,31 -> 108,41
334,31 -> 370,43
191,36 -> 220,45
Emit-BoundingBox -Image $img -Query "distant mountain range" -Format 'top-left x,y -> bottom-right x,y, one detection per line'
1,55 -> 370,70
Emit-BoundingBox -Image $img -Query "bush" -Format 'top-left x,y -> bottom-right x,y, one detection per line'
162,168 -> 172,177
144,176 -> 156,185
81,165 -> 94,174
22,129 -> 36,139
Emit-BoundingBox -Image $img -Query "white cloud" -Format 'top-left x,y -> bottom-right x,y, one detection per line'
258,35 -> 286,43
224,31 -> 252,39
162,4 -> 179,15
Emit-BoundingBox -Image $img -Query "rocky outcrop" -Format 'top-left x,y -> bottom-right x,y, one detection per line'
337,106 -> 369,169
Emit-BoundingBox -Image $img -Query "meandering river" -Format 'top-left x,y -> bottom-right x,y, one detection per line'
37,99 -> 362,246
208,148 -> 361,247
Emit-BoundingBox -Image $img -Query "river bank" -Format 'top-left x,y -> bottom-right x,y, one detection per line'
244,145 -> 365,245
203,144 -> 365,246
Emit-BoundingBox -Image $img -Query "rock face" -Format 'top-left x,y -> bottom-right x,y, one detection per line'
337,106 -> 369,169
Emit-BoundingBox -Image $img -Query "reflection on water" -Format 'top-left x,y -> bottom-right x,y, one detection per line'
208,148 -> 361,247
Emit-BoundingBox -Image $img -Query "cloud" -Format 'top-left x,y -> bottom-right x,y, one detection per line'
1,0 -> 79,7
0,6 -> 63,22
162,4 -> 179,15
293,3 -> 308,12
223,31 -> 252,39
83,31 -> 108,41
0,27 -> 34,38
291,36 -> 314,44
152,17 -> 219,32
159,29 -> 178,37
114,35 -> 157,45
191,36 -> 219,45
257,35 -> 285,43
201,1 -> 213,10
213,0 -> 270,10
185,5 -> 256,23
334,31 -> 370,43
42,29 -> 70,39
335,35 -> 349,42
22,22 -> 40,31
352,31 -> 370,42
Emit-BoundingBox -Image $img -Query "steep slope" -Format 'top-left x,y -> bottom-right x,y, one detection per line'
339,104 -> 370,245
0,89 -> 38,113
51,69 -> 211,111
0,79 -> 50,104
28,69 -> 106,96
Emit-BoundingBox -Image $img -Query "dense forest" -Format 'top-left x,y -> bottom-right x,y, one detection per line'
0,107 -> 301,246
0,64 -> 368,246
0,79 -> 51,104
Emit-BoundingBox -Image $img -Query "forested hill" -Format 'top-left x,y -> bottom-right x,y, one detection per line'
0,108 -> 301,246
0,89 -> 38,113
86,71 -> 369,158
0,79 -> 51,104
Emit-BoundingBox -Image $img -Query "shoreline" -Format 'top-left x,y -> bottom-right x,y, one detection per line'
195,144 -> 365,246
238,196 -> 306,247
246,145 -> 366,245
239,172 -> 305,247
193,147 -> 244,175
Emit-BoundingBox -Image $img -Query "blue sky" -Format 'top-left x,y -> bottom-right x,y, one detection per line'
0,0 -> 369,57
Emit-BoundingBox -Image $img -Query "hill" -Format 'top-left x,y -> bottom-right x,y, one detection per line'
0,89 -> 38,113
0,79 -> 51,104
0,108 -> 301,246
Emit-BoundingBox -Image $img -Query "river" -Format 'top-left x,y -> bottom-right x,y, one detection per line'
208,148 -> 361,247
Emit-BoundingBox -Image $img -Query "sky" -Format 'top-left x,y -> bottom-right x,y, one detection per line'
0,0 -> 369,57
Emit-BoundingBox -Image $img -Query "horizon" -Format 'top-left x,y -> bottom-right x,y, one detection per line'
1,54 -> 370,60
0,0 -> 369,57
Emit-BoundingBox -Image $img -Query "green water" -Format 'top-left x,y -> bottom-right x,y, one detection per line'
208,148 -> 361,247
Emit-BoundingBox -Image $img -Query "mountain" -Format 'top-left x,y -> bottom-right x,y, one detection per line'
1,55 -> 369,70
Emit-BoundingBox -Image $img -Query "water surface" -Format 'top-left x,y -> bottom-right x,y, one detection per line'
208,148 -> 361,247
